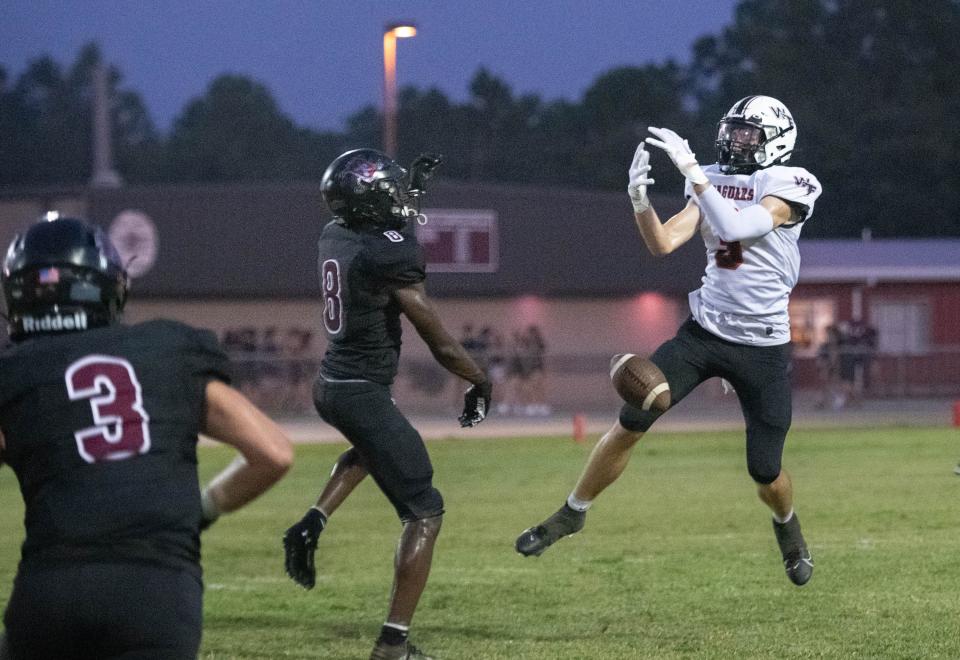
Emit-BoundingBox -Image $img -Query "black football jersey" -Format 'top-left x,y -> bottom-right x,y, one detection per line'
318,220 -> 426,385
0,320 -> 230,577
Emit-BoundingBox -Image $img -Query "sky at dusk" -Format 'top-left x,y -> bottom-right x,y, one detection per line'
1,0 -> 741,134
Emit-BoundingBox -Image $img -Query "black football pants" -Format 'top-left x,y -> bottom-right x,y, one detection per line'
313,378 -> 444,522
3,561 -> 202,660
619,317 -> 793,484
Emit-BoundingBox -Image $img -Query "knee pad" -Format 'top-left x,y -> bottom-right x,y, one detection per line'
748,463 -> 781,485
618,402 -> 664,433
398,486 -> 445,523
745,423 -> 788,485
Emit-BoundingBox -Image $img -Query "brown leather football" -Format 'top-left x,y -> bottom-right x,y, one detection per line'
609,353 -> 671,413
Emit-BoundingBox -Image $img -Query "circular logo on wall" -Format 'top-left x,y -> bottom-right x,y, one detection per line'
109,210 -> 158,278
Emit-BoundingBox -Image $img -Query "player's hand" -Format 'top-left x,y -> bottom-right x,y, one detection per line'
627,143 -> 655,213
645,127 -> 709,186
409,153 -> 444,193
459,381 -> 492,428
283,508 -> 325,589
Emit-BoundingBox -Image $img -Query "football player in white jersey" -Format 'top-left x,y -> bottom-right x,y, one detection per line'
516,96 -> 821,587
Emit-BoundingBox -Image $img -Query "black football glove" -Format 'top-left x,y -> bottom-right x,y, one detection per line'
459,381 -> 492,428
409,153 -> 443,194
283,508 -> 326,589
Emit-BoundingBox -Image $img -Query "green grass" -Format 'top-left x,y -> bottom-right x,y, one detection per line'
2,427 -> 960,659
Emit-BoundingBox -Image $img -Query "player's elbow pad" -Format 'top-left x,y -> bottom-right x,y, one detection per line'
698,186 -> 774,242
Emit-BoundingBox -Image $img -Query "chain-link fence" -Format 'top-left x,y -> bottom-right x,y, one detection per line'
228,348 -> 960,417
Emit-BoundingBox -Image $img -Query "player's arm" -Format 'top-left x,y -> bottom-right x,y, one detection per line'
645,126 -> 794,242
634,200 -> 702,256
627,142 -> 700,256
394,283 -> 486,384
690,185 -> 797,241
199,380 -> 294,526
394,282 -> 492,426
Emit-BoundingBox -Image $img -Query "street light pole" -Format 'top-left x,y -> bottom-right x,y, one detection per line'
383,22 -> 417,157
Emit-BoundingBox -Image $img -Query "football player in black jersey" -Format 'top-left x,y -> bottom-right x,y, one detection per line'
0,216 -> 293,660
283,150 -> 492,660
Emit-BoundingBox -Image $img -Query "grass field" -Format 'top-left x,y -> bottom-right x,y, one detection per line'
2,426 -> 959,659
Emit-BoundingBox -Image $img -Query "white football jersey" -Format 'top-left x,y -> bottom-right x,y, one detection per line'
683,164 -> 822,346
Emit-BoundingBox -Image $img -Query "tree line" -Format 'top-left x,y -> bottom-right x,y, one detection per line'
1,0 -> 958,238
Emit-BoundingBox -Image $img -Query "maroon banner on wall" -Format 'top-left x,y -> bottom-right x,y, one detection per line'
416,208 -> 498,273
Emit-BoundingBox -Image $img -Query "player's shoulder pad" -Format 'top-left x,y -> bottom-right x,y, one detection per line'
135,319 -> 231,383
759,165 -> 822,202
363,226 -> 426,286
134,319 -> 222,352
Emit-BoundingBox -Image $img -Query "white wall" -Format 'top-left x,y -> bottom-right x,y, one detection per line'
125,295 -> 688,414
125,295 -> 685,360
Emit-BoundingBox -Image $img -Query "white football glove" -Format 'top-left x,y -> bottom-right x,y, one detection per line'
627,143 -> 655,214
645,127 -> 709,186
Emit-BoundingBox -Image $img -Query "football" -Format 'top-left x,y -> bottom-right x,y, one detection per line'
609,353 -> 671,413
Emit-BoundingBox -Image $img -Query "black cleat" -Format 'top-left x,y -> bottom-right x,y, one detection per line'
370,640 -> 435,660
515,504 -> 586,557
773,514 -> 813,586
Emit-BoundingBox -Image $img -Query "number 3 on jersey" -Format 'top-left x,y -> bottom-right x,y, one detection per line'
65,355 -> 152,463
322,259 -> 344,335
716,240 -> 744,270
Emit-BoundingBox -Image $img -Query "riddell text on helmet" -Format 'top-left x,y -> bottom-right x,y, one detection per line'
22,311 -> 88,333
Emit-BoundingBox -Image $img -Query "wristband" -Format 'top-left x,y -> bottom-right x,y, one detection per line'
200,487 -> 221,525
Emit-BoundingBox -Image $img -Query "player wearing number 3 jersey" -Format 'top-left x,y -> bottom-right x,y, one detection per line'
517,96 -> 822,587
0,216 -> 293,659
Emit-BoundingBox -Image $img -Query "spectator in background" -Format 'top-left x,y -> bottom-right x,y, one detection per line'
484,328 -> 510,415
505,328 -> 529,415
836,320 -> 877,409
459,323 -> 485,365
815,325 -> 841,410
524,325 -> 550,416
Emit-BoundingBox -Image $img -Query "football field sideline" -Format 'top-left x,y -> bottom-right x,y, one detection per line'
268,394 -> 958,444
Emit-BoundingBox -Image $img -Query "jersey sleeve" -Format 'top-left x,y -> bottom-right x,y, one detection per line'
760,166 -> 822,221
182,327 -> 232,386
367,235 -> 427,289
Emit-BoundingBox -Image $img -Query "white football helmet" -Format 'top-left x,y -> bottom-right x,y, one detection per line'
716,95 -> 796,174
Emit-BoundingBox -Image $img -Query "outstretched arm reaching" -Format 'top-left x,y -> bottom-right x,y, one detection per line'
394,282 -> 492,427
627,142 -> 701,256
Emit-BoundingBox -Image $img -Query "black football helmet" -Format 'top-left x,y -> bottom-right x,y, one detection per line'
321,149 -> 443,229
2,215 -> 128,341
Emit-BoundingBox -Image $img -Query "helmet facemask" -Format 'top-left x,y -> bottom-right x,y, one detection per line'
716,96 -> 797,174
716,120 -> 767,174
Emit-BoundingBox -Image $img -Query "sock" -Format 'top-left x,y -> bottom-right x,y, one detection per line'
378,623 -> 409,646
772,509 -> 794,524
566,493 -> 592,513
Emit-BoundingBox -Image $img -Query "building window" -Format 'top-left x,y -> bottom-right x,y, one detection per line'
870,301 -> 930,355
789,298 -> 836,357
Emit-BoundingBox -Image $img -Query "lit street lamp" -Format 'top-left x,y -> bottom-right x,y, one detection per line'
383,22 -> 417,157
